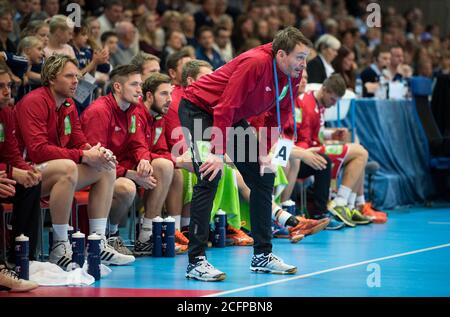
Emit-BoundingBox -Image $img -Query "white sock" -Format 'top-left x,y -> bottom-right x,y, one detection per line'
334,185 -> 352,206
356,195 -> 366,208
108,223 -> 119,235
348,192 -> 357,210
172,215 -> 181,231
89,218 -> 107,235
52,224 -> 68,241
181,216 -> 190,228
139,217 -> 153,242
272,206 -> 291,227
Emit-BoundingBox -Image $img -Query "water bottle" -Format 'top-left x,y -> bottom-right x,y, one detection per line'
71,231 -> 85,269
162,217 -> 175,257
68,226 -> 74,244
48,228 -> 53,254
152,217 -> 163,257
213,210 -> 227,248
15,234 -> 29,280
355,77 -> 363,98
87,233 -> 101,280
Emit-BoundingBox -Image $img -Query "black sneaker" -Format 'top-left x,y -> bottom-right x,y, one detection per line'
133,237 -> 153,256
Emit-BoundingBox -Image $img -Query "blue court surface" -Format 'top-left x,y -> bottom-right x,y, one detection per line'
2,205 -> 450,297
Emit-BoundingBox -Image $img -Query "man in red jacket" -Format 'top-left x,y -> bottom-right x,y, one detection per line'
81,65 -> 153,257
0,65 -> 42,276
179,26 -> 312,281
15,54 -> 134,269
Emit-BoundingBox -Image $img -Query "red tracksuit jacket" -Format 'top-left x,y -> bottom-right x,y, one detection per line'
15,86 -> 88,164
183,43 -> 300,155
294,91 -> 324,149
0,105 -> 31,178
81,93 -> 148,177
129,103 -> 173,165
164,84 -> 186,153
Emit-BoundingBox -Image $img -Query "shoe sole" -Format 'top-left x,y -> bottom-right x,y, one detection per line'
352,220 -> 371,225
185,273 -> 226,282
289,234 -> 305,243
328,208 -> 356,227
250,267 -> 297,274
325,224 -> 346,230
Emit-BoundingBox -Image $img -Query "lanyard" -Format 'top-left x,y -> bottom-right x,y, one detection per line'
273,59 -> 297,142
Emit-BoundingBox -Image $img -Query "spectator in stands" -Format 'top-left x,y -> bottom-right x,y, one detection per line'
332,45 -> 357,90
111,21 -> 138,67
181,13 -> 197,48
81,65 -> 154,256
44,15 -> 76,59
194,0 -> 219,33
195,26 -> 225,70
213,26 -> 233,62
15,54 -> 134,269
161,30 -> 185,72
359,44 -> 391,97
388,45 -> 413,81
42,0 -> 59,18
0,5 -> 17,53
231,14 -> 254,53
307,34 -> 341,83
138,12 -> 163,57
131,52 -> 161,80
0,64 -> 42,265
16,36 -> 44,100
21,20 -> 50,48
85,17 -> 102,50
97,0 -> 123,35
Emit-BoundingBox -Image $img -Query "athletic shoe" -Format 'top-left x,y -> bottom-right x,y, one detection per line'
351,209 -> 372,225
226,225 -> 254,246
175,229 -> 189,245
250,253 -> 297,274
328,201 -> 356,227
100,236 -> 135,265
0,265 -> 39,292
185,256 -> 226,282
107,235 -> 134,256
361,203 -> 387,224
272,221 -> 290,238
133,237 -> 153,256
291,216 -> 330,236
175,242 -> 188,254
312,213 -> 345,230
49,240 -> 73,270
287,228 -> 305,243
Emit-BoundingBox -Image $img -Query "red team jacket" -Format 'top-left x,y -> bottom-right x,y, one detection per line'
0,106 -> 31,178
183,43 -> 301,155
81,93 -> 148,177
129,103 -> 173,165
164,84 -> 186,154
15,87 -> 88,164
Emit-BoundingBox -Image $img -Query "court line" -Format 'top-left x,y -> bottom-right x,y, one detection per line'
204,243 -> 450,297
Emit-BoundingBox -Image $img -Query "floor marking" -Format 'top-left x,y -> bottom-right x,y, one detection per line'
204,243 -> 450,297
428,222 -> 450,225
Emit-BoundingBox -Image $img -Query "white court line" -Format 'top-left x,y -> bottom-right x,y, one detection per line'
428,222 -> 450,225
204,243 -> 450,297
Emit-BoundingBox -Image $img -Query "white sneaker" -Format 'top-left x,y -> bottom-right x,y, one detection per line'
49,240 -> 73,270
250,253 -> 297,274
185,256 -> 226,282
0,265 -> 39,292
100,236 -> 135,265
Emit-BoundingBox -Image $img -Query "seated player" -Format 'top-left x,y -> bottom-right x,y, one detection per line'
15,54 -> 134,269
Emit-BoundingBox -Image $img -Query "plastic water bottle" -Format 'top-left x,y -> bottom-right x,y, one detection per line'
71,231 -> 85,269
355,77 -> 363,98
162,217 -> 175,257
87,233 -> 101,280
152,217 -> 163,257
213,210 -> 227,248
68,226 -> 74,244
15,234 -> 29,280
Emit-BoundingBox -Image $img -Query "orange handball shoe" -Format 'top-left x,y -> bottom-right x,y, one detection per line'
175,242 -> 188,254
175,229 -> 189,245
226,225 -> 254,246
361,203 -> 387,224
292,216 -> 330,236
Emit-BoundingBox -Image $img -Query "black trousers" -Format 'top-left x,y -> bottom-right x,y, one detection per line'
178,98 -> 274,262
1,183 -> 42,261
297,153 -> 332,217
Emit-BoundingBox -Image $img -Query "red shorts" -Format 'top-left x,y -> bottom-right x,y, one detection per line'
320,144 -> 349,179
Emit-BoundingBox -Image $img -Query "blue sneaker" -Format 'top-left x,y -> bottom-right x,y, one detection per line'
272,221 -> 290,238
312,213 -> 345,230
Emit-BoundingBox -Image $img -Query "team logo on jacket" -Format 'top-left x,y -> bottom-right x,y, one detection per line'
154,127 -> 162,145
115,126 -> 121,132
129,115 -> 136,133
265,86 -> 272,92
0,123 -> 4,142
64,116 -> 71,135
